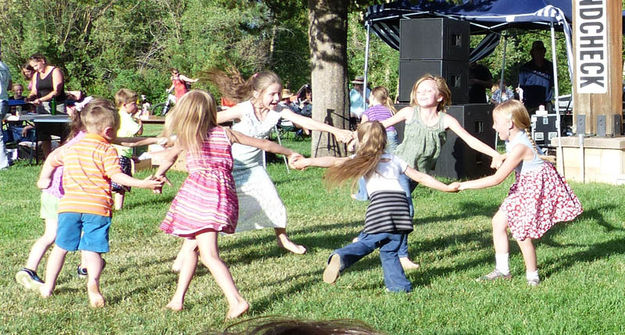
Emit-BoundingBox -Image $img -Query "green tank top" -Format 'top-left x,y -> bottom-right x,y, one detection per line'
395,106 -> 447,172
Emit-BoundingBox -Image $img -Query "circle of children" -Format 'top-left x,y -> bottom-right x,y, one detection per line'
13,62 -> 582,319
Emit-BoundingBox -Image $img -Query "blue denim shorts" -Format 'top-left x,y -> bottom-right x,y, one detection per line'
56,212 -> 112,253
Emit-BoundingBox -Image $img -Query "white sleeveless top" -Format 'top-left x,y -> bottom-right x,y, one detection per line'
230,101 -> 284,169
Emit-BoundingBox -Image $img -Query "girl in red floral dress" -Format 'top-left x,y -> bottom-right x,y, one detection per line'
454,99 -> 582,286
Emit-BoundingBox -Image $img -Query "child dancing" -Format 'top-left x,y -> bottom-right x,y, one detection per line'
36,99 -> 163,307
455,99 -> 582,286
380,74 -> 504,271
293,121 -> 457,292
15,103 -> 87,289
153,90 -> 301,317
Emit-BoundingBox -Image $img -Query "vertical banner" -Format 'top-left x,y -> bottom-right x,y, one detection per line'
575,0 -> 608,94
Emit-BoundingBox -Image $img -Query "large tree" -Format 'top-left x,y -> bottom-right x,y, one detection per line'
307,0 -> 350,157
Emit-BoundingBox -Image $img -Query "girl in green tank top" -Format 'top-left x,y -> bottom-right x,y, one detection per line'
379,74 -> 504,271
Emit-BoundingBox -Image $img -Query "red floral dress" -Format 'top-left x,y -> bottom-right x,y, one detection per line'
502,132 -> 583,240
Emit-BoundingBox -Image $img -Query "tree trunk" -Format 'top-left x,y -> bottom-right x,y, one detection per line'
307,0 -> 349,157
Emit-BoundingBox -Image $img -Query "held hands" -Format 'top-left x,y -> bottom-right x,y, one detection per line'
334,129 -> 355,144
490,153 -> 506,170
448,182 -> 461,192
287,153 -> 304,169
290,157 -> 311,170
143,175 -> 166,194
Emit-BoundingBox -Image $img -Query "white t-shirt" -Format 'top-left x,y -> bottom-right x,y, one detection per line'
362,153 -> 408,195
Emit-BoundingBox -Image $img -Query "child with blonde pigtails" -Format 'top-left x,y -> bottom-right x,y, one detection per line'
453,99 -> 582,286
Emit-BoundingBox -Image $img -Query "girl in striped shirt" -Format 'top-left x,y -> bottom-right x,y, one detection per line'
293,121 -> 457,292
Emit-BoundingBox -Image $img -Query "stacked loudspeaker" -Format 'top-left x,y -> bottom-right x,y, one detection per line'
397,18 -> 495,179
398,18 -> 470,104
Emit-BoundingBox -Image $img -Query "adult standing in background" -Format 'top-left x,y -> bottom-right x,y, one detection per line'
468,62 -> 493,103
26,54 -> 67,158
0,51 -> 12,169
349,76 -> 370,130
518,41 -> 554,114
167,68 -> 198,103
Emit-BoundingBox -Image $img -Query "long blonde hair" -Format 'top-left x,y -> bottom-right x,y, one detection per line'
163,90 -> 217,153
409,74 -> 452,111
370,86 -> 396,114
205,66 -> 282,103
324,121 -> 387,191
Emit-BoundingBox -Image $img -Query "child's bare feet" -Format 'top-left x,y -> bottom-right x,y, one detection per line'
226,300 -> 249,320
39,285 -> 52,298
165,300 -> 184,311
171,259 -> 182,273
277,238 -> 306,255
87,283 -> 105,308
400,257 -> 420,271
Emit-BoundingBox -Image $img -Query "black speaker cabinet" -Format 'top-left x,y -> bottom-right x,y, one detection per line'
398,60 -> 469,104
433,104 -> 496,179
399,18 -> 470,61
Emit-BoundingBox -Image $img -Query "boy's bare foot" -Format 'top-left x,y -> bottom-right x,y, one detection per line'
277,238 -> 306,255
226,300 -> 249,320
166,300 -> 184,311
87,283 -> 105,308
39,285 -> 52,298
400,257 -> 420,271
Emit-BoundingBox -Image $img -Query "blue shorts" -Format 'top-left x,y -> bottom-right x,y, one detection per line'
56,212 -> 112,253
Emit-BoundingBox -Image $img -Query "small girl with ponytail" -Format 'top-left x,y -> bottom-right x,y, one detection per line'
455,99 -> 582,286
352,86 -> 398,201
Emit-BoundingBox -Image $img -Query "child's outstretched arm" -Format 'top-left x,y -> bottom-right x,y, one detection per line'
459,143 -> 529,191
281,110 -> 353,143
226,128 -> 303,166
111,172 -> 164,191
404,166 -> 458,192
291,156 -> 349,170
115,136 -> 169,148
153,145 -> 184,179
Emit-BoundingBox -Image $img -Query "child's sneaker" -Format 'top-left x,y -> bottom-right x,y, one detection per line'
323,254 -> 341,284
15,268 -> 44,290
77,259 -> 106,278
476,269 -> 511,282
77,265 -> 88,278
527,278 -> 540,286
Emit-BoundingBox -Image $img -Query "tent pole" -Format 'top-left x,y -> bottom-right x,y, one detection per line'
550,22 -> 564,176
499,33 -> 507,95
363,21 -> 371,112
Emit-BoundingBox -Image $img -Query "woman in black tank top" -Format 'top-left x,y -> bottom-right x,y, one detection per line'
27,53 -> 66,115
26,54 -> 69,158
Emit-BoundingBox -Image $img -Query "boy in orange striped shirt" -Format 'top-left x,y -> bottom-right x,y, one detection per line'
36,98 -> 163,307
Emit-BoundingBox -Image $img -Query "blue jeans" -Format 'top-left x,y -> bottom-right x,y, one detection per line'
0,100 -> 9,169
330,231 -> 411,292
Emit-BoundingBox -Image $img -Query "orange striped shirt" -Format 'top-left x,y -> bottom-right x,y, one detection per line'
52,133 -> 122,217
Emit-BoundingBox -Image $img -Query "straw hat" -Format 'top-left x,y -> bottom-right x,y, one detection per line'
351,76 -> 365,84
281,88 -> 294,99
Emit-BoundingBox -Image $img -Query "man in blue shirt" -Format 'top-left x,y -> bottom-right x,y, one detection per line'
518,41 -> 554,114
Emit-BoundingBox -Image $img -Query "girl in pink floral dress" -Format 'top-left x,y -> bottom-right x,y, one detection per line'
455,99 -> 582,286
153,90 -> 300,317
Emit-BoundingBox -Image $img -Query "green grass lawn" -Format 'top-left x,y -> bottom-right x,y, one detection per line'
1,136 -> 624,334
